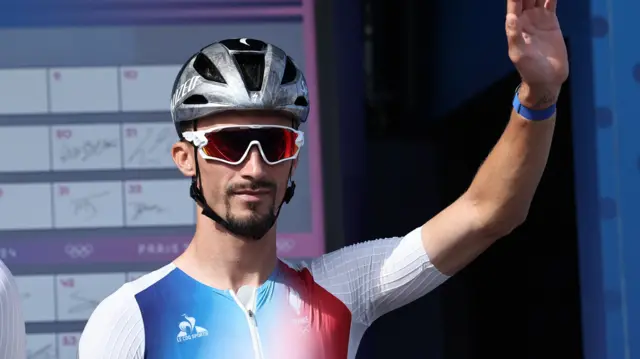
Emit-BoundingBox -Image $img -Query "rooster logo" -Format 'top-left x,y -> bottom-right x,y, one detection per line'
177,314 -> 209,342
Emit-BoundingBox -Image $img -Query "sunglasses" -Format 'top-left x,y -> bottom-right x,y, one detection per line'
182,125 -> 304,166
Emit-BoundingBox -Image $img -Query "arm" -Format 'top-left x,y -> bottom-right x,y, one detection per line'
0,260 -> 26,359
78,286 -> 145,359
310,86 -> 556,325
423,86 -> 556,275
308,99 -> 555,323
310,0 -> 568,328
422,0 -> 569,275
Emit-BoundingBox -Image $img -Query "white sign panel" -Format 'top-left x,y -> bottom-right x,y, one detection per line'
124,179 -> 193,227
55,273 -> 126,321
122,122 -> 176,169
51,124 -> 122,171
53,181 -> 123,228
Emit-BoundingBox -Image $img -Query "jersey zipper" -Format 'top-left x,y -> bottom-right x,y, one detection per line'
246,309 -> 264,359
230,291 -> 265,359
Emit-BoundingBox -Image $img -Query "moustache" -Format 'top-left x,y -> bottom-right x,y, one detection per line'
226,180 -> 277,195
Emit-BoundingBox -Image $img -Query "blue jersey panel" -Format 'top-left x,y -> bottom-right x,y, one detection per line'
136,268 -> 255,358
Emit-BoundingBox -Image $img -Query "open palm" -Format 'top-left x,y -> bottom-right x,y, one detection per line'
506,0 -> 569,86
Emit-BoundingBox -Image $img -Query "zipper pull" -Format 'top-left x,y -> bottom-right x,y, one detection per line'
247,310 -> 258,326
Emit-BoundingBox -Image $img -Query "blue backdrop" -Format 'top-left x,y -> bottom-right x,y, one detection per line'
585,0 -> 640,358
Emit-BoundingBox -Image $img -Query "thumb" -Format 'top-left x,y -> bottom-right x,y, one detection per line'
505,13 -> 525,48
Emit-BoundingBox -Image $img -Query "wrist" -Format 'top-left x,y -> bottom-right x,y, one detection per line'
512,83 -> 558,121
517,83 -> 560,109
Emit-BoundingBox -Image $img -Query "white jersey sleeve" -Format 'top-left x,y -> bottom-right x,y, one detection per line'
78,284 -> 145,359
0,260 -> 26,359
309,227 -> 450,326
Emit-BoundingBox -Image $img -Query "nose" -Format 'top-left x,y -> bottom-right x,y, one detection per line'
238,145 -> 268,178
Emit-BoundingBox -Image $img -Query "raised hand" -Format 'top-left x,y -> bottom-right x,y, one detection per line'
506,0 -> 569,107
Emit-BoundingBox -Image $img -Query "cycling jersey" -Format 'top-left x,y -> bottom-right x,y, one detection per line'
79,227 -> 449,359
0,260 -> 26,359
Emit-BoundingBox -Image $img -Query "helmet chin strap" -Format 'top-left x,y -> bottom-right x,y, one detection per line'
188,144 -> 296,240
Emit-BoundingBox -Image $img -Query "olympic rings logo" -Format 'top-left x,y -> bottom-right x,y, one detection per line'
276,238 -> 296,253
64,243 -> 94,259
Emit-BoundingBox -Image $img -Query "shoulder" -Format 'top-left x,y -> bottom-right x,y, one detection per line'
307,227 -> 425,279
0,259 -> 23,320
298,228 -> 448,325
79,264 -> 176,358
0,260 -> 26,359
84,263 -> 176,322
0,259 -> 18,293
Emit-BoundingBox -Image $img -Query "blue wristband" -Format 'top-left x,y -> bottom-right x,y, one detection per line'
512,92 -> 556,121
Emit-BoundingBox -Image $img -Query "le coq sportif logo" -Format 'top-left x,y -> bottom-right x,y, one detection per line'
177,314 -> 209,343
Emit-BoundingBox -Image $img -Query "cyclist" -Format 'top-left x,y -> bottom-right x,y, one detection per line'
79,0 -> 568,357
0,259 -> 26,359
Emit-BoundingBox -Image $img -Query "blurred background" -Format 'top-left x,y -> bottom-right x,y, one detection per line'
0,0 -> 639,358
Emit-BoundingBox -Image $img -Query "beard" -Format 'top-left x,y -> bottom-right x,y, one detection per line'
223,180 -> 278,240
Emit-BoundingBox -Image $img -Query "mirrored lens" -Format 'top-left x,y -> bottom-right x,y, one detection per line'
203,127 -> 299,164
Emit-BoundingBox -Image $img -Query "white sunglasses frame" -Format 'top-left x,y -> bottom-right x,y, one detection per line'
182,124 -> 305,166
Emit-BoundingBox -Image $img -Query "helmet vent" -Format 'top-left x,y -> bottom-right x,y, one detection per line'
294,96 -> 308,107
220,38 -> 267,51
233,53 -> 265,92
281,56 -> 297,85
193,52 -> 226,84
183,94 -> 208,105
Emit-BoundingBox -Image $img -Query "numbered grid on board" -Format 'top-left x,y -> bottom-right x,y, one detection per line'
0,179 -> 194,231
0,122 -> 181,173
0,65 -> 181,115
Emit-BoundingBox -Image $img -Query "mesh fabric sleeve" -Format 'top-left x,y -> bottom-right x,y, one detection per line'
0,260 -> 25,359
308,227 -> 450,326
78,284 -> 145,359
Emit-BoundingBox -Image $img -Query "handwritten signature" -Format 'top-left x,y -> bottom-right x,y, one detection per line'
127,127 -> 173,165
27,344 -> 54,359
129,202 -> 165,221
68,290 -> 100,314
59,139 -> 118,162
70,191 -> 110,219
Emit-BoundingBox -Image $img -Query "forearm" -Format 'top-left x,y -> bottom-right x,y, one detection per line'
465,84 -> 557,233
421,85 -> 558,275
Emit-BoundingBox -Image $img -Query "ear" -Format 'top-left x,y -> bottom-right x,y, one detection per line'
291,158 -> 299,176
172,141 -> 197,177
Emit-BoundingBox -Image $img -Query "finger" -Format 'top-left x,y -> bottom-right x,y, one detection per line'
507,0 -> 522,15
505,13 -> 525,47
544,0 -> 557,12
535,0 -> 545,7
522,0 -> 536,10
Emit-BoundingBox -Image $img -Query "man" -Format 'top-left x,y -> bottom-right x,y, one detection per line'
79,0 -> 568,357
0,260 -> 26,359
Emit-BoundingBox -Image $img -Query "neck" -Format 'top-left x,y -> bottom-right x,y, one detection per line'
174,211 -> 278,292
